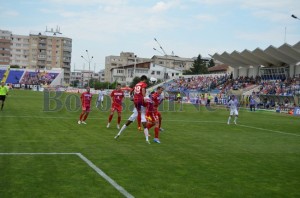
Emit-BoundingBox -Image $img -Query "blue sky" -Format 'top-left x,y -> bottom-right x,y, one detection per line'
1,0 -> 300,71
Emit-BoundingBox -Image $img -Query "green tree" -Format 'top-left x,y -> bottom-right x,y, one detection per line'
208,59 -> 215,68
184,54 -> 208,74
71,80 -> 79,87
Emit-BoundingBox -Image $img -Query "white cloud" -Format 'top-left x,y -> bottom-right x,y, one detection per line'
150,0 -> 181,13
45,0 -> 128,6
195,14 -> 217,22
0,10 -> 19,17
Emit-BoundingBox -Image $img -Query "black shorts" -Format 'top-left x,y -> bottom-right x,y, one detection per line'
0,95 -> 6,101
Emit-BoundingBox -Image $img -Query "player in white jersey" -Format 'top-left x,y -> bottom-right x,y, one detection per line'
114,106 -> 147,139
227,95 -> 239,125
96,88 -> 106,108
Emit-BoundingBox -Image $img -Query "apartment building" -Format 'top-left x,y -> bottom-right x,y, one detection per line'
11,34 -> 30,68
28,32 -> 72,83
70,70 -> 102,87
0,30 -> 11,66
104,52 -> 151,82
0,29 -> 72,84
111,62 -> 182,85
151,55 -> 194,71
104,52 -> 198,82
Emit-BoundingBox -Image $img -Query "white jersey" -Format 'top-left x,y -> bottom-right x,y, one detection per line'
98,90 -> 106,100
227,99 -> 239,115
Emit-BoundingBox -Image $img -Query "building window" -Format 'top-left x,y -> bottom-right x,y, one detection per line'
156,71 -> 160,75
117,69 -> 124,74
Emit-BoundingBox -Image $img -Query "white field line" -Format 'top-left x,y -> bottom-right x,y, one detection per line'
235,124 -> 300,137
164,119 -> 300,137
76,153 -> 134,198
0,152 -> 134,198
1,115 -> 299,137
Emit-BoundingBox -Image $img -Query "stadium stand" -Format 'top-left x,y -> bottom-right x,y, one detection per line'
20,70 -> 59,85
5,70 -> 24,84
0,69 -> 5,82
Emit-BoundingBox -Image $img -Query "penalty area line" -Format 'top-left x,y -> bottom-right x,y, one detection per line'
0,152 -> 134,198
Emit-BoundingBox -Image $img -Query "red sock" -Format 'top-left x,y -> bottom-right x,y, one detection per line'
79,112 -> 84,121
117,116 -> 121,124
137,112 -> 141,128
154,127 -> 159,138
108,114 -> 113,122
83,114 -> 88,121
159,117 -> 162,128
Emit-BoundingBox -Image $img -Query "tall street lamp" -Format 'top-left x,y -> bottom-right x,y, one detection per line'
291,14 -> 300,20
81,50 -> 93,87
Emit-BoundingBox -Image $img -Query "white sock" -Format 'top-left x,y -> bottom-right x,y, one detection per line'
144,128 -> 149,141
117,125 -> 127,136
228,116 -> 231,123
234,117 -> 237,122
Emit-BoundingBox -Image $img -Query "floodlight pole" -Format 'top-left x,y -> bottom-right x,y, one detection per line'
81,50 -> 93,87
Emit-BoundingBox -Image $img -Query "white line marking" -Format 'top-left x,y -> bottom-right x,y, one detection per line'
0,153 -> 134,198
165,119 -> 300,137
236,124 -> 300,137
0,153 -> 77,155
76,153 -> 134,198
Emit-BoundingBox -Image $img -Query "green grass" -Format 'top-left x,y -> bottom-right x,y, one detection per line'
0,90 -> 299,198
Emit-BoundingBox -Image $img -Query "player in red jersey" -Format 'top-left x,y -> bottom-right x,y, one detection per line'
145,86 -> 164,143
133,75 -> 148,130
107,83 -> 124,129
149,90 -> 164,132
78,87 -> 92,124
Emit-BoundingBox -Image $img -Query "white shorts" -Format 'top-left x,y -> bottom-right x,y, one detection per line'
128,106 -> 146,122
230,109 -> 238,116
98,96 -> 104,101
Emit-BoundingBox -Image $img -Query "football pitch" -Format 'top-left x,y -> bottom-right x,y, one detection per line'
0,90 -> 299,198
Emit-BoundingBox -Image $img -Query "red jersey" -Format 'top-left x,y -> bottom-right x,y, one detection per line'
145,92 -> 161,113
133,81 -> 147,101
110,89 -> 124,106
81,92 -> 92,107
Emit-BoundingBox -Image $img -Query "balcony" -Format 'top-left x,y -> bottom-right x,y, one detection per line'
39,39 -> 46,44
63,57 -> 71,63
38,44 -> 46,49
37,55 -> 46,60
63,46 -> 72,51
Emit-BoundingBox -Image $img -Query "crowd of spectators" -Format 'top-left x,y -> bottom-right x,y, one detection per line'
258,77 -> 300,96
20,71 -> 58,85
164,75 -> 229,92
219,76 -> 261,94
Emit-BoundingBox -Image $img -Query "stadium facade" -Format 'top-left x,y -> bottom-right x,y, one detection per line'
212,42 -> 300,80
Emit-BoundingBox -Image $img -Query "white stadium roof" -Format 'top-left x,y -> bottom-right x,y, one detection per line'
212,42 -> 300,67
